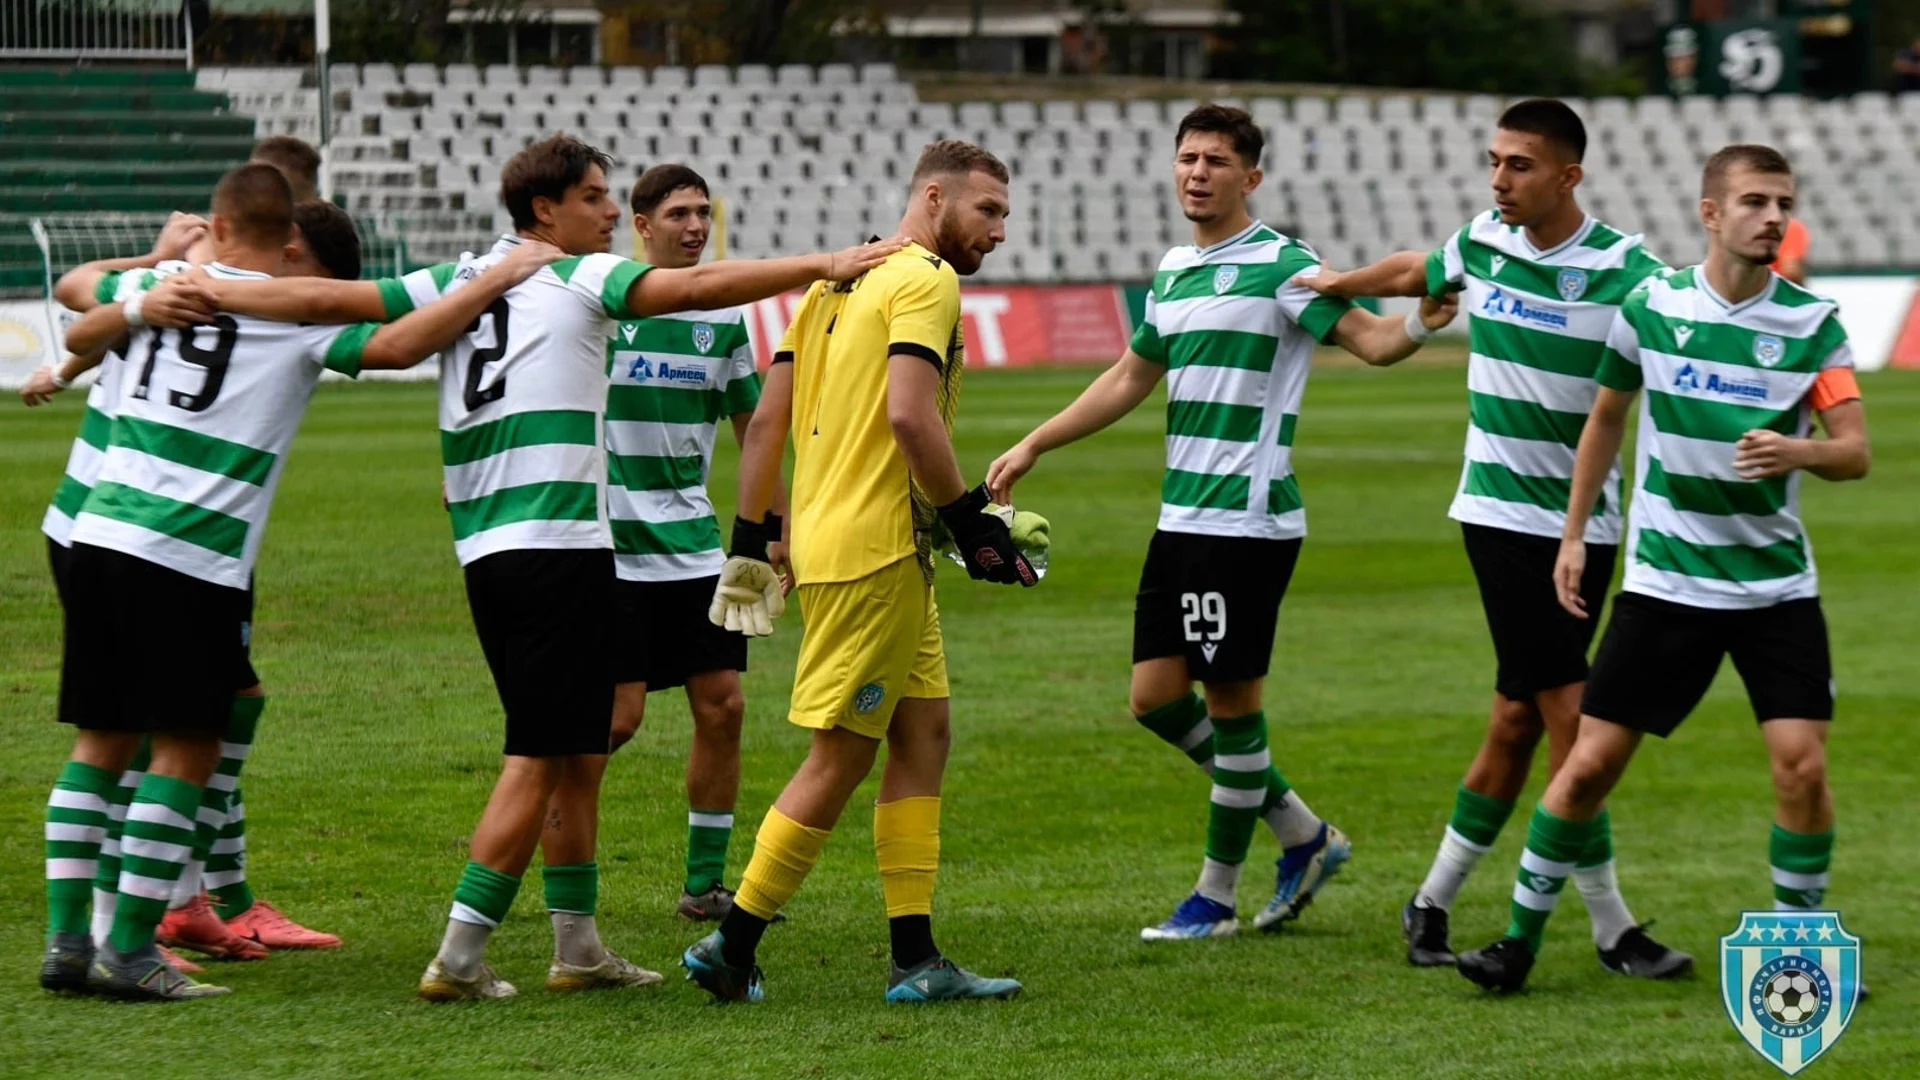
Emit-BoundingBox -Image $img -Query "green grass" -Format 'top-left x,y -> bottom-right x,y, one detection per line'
2,360 -> 1916,1079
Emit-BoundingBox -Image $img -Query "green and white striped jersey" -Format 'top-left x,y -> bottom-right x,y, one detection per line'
67,263 -> 373,589
1129,221 -> 1354,540
1427,211 -> 1667,544
42,262 -> 192,547
605,308 -> 759,581
385,235 -> 651,566
1598,266 -> 1852,609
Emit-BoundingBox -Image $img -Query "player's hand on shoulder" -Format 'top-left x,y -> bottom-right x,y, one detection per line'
493,240 -> 565,285
825,235 -> 908,281
1419,292 -> 1459,331
152,211 -> 210,262
1293,265 -> 1341,296
985,442 -> 1037,505
142,271 -> 218,328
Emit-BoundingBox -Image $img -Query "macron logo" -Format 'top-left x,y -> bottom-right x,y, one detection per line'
1490,255 -> 1507,275
1674,325 -> 1694,349
620,324 -> 637,343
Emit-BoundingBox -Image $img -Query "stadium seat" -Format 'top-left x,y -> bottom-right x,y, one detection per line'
653,67 -> 691,90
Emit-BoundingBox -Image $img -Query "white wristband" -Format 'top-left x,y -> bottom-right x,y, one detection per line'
1404,307 -> 1432,344
49,366 -> 71,390
123,292 -> 146,329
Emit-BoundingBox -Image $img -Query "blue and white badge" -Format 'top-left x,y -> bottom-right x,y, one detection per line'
691,322 -> 716,355
1556,267 -> 1589,302
1213,265 -> 1239,294
1720,911 -> 1862,1075
1754,333 -> 1785,368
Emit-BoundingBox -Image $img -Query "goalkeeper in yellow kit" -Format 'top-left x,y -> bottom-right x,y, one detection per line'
685,140 -> 1037,1003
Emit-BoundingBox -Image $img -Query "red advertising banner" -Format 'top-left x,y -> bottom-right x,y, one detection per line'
745,284 -> 1130,369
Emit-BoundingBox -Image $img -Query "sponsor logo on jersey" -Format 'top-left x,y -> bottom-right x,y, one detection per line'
1557,267 -> 1589,302
1480,287 -> 1570,330
1754,333 -> 1785,368
853,682 -> 886,714
691,323 -> 715,355
626,356 -> 708,385
1213,265 -> 1240,294
1673,362 -> 1769,401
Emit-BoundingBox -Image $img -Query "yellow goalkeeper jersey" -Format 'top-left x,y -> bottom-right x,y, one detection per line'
780,241 -> 964,586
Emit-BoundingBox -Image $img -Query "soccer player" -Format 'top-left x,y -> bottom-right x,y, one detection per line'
985,105 -> 1453,942
201,134 -> 900,1000
248,136 -> 322,202
1303,99 -> 1688,975
1456,145 -> 1869,993
593,163 -> 790,921
38,163 -> 559,1000
682,140 -> 1037,1005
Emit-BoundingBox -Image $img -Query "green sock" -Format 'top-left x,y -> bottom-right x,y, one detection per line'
1136,693 -> 1213,769
1506,804 -> 1594,954
1575,808 -> 1613,869
543,862 -> 599,915
46,760 -> 116,938
1770,825 -> 1834,910
686,810 -> 733,896
1449,785 -> 1517,848
109,772 -> 204,954
1204,712 -> 1270,866
451,861 -> 522,927
91,745 -> 149,939
207,695 -> 264,920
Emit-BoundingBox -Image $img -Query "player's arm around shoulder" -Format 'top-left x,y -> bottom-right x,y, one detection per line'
620,236 -> 905,318
354,241 -> 563,370
1299,249 -> 1434,300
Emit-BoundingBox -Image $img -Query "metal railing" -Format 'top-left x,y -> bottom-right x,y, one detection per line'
0,0 -> 192,63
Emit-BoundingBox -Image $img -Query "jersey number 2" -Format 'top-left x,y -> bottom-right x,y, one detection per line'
1180,591 -> 1226,643
131,316 -> 239,412
462,297 -> 510,410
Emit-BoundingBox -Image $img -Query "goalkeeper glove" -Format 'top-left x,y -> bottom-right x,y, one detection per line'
936,484 -> 1038,587
708,514 -> 787,637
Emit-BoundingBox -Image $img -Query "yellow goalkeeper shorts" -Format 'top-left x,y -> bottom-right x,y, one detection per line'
789,555 -> 948,739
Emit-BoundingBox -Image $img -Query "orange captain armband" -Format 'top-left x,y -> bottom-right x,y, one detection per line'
1809,367 -> 1861,412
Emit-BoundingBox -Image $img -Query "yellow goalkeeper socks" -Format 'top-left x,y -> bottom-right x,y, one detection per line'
875,796 -> 941,917
733,807 -> 831,922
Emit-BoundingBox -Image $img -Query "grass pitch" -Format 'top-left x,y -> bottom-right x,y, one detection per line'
1,357 -> 1915,1079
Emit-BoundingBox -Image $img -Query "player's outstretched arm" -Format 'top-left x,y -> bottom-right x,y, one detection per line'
986,348 -> 1164,504
20,345 -> 109,407
1554,385 -> 1636,618
1300,250 -> 1430,299
52,212 -> 207,312
623,236 -> 906,317
357,242 -> 564,369
1735,398 -> 1869,483
1325,294 -> 1459,367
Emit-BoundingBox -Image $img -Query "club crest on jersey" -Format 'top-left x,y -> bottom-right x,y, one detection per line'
1720,911 -> 1861,1075
1213,265 -> 1239,294
1556,268 -> 1588,302
853,682 -> 886,714
691,323 -> 716,355
1754,333 -> 1785,368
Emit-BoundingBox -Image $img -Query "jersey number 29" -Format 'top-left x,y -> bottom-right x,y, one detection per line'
1180,591 -> 1227,643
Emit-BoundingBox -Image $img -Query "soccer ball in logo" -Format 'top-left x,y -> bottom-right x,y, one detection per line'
1766,971 -> 1820,1025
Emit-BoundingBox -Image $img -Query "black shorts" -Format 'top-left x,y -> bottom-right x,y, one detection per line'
58,543 -> 249,737
1133,530 -> 1301,684
51,538 -> 256,691
234,580 -> 259,691
1461,523 -> 1618,700
1582,592 -> 1833,738
464,548 -> 616,757
612,575 -> 748,690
